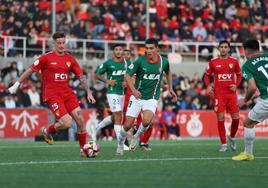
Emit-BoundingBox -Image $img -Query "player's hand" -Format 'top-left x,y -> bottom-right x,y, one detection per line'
8,81 -> 20,94
229,84 -> 236,92
169,89 -> 177,101
122,81 -> 127,88
208,86 -> 214,97
132,89 -> 141,99
238,98 -> 246,107
87,91 -> 96,104
106,80 -> 116,87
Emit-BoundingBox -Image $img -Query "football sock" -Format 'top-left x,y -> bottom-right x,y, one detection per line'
135,114 -> 142,129
119,127 -> 128,145
244,127 -> 255,155
217,120 -> 226,144
114,124 -> 121,141
77,132 -> 87,149
96,115 -> 112,132
47,124 -> 57,134
230,118 -> 239,138
134,124 -> 148,139
140,126 -> 153,144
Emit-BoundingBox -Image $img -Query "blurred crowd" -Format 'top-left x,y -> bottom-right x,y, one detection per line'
1,0 -> 268,57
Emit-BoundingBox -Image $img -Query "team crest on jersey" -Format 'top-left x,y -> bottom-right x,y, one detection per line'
33,60 -> 39,66
66,61 -> 71,67
128,64 -> 134,70
229,63 -> 233,69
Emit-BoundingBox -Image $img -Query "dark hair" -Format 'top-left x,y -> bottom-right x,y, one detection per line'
112,43 -> 124,50
145,38 -> 159,47
219,40 -> 230,47
52,32 -> 65,40
243,39 -> 260,51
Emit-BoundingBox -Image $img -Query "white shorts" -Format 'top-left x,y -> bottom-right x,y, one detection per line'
248,98 -> 268,122
107,94 -> 125,112
126,95 -> 158,118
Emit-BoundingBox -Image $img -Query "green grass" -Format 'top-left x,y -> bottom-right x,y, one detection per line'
0,139 -> 268,188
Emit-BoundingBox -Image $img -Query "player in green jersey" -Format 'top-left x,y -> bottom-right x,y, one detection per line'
95,44 -> 130,143
232,39 -> 268,161
116,38 -> 177,155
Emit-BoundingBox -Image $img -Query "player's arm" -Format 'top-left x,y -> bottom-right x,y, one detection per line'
126,59 -> 141,99
203,61 -> 214,96
95,63 -> 116,86
8,68 -> 33,94
244,78 -> 257,103
166,64 -> 177,101
79,75 -> 96,104
230,60 -> 243,92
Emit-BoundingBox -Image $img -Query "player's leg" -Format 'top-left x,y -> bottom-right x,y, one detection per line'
140,126 -> 153,151
228,112 -> 239,151
227,95 -> 240,151
117,95 -> 141,155
42,98 -> 72,145
65,94 -> 88,157
96,115 -> 113,132
106,94 -> 124,141
130,99 -> 157,150
214,97 -> 227,152
232,99 -> 268,161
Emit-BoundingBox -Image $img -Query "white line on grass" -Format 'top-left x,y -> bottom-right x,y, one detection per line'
0,143 -> 218,149
0,157 -> 268,166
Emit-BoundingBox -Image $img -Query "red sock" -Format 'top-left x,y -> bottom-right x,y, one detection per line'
77,133 -> 87,149
230,118 -> 239,138
217,120 -> 226,144
47,124 -> 57,134
135,113 -> 142,129
140,127 -> 153,144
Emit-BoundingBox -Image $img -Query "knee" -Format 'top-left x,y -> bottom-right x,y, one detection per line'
142,118 -> 152,127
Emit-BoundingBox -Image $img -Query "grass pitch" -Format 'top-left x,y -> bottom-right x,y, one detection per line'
0,139 -> 267,188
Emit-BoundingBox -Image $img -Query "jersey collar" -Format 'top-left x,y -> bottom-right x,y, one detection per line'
112,57 -> 124,63
146,54 -> 160,64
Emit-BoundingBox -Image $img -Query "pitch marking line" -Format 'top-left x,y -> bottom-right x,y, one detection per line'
0,143 -> 217,149
1,157 -> 268,166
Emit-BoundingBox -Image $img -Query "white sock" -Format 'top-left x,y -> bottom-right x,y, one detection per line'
134,124 -> 148,139
244,127 -> 255,155
118,127 -> 128,146
96,115 -> 112,132
114,124 -> 121,141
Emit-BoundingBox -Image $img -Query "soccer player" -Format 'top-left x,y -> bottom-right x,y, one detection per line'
116,38 -> 177,155
122,49 -> 153,151
95,44 -> 130,143
204,40 -> 242,152
232,39 -> 267,161
8,32 -> 96,156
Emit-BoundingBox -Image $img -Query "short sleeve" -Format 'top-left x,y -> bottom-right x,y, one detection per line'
205,61 -> 213,76
70,56 -> 83,77
242,64 -> 253,81
164,59 -> 170,74
96,61 -> 108,75
31,55 -> 47,72
127,57 -> 140,76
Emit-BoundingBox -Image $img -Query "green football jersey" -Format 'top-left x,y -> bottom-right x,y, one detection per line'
96,59 -> 130,95
242,53 -> 268,99
127,55 -> 170,100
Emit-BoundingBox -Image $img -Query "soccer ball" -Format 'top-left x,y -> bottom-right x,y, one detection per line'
83,141 -> 100,158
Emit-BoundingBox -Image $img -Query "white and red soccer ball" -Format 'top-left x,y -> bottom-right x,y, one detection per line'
83,141 -> 100,158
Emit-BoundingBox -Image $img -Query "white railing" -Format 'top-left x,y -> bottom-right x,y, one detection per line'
1,35 -> 266,63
